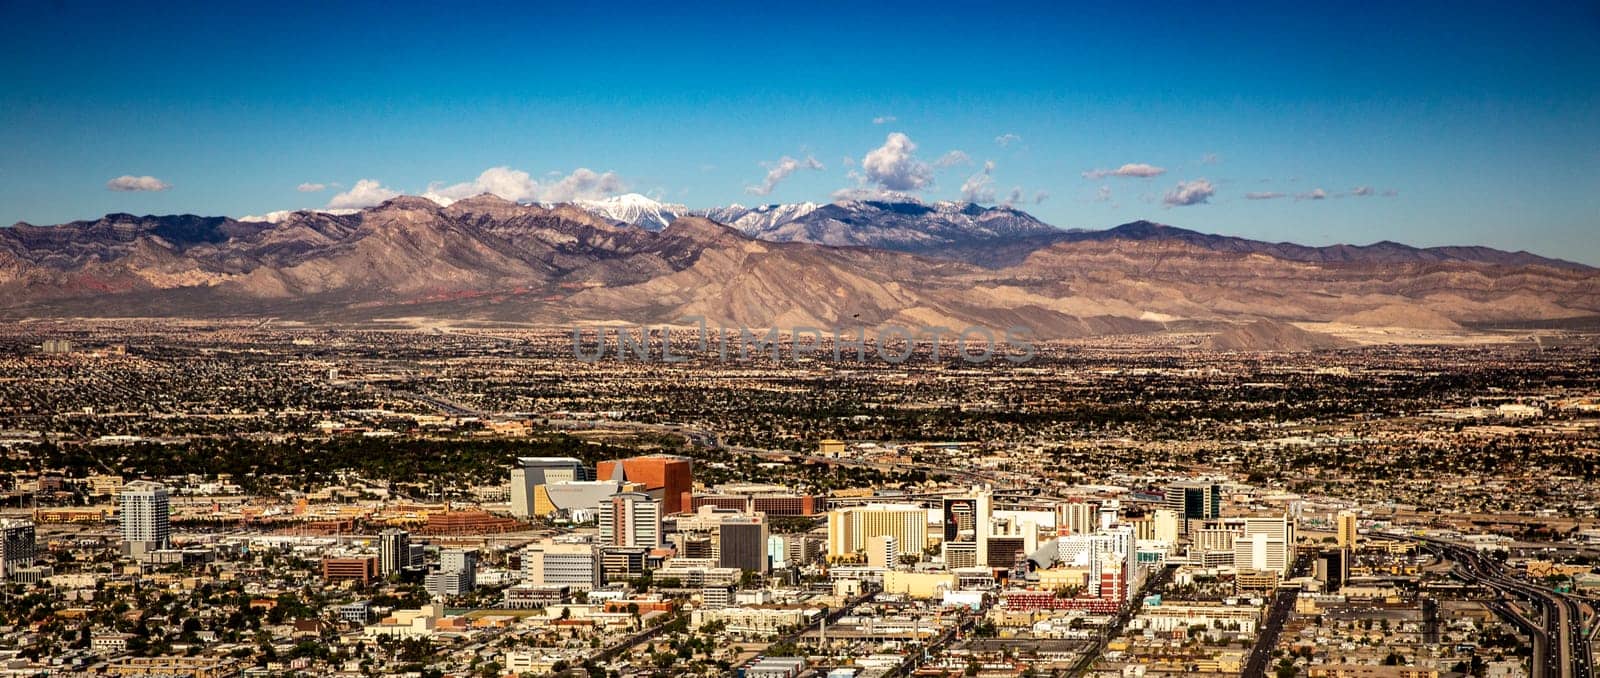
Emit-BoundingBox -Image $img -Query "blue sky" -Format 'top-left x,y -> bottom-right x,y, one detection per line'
3,1 -> 1597,261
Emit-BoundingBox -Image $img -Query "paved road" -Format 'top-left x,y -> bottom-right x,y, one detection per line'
1241,554 -> 1313,678
1380,532 -> 1593,678
1068,564 -> 1175,677
1241,587 -> 1300,678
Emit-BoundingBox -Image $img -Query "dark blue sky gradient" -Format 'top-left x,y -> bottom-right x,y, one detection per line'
2,1 -> 1596,260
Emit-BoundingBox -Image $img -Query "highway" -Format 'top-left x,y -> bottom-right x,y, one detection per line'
1379,532 -> 1593,678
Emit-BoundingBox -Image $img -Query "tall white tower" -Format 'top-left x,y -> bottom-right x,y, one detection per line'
120,481 -> 170,558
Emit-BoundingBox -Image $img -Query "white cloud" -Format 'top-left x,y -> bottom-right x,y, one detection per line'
872,115 -> 897,125
1082,163 -> 1166,179
327,179 -> 401,209
1002,187 -> 1025,207
1296,188 -> 1328,201
423,166 -> 539,204
994,133 -> 1022,147
859,132 -> 934,193
1095,185 -> 1113,203
420,166 -> 628,205
959,160 -> 997,203
1244,191 -> 1286,200
296,182 -> 328,193
745,155 -> 823,196
1162,179 -> 1215,207
1034,190 -> 1049,204
542,168 -> 628,202
106,175 -> 171,192
935,150 -> 972,168
1350,186 -> 1374,197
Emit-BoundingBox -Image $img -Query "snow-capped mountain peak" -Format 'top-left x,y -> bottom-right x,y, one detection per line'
569,193 -> 1056,253
239,208 -> 358,223
570,193 -> 688,231
695,202 -> 822,236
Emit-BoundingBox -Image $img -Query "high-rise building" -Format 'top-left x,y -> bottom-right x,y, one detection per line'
426,549 -> 479,597
1097,500 -> 1119,531
1197,515 -> 1296,575
941,486 -> 993,566
442,549 -> 478,585
866,535 -> 899,568
1099,524 -> 1139,601
1242,516 -> 1295,574
1057,500 -> 1096,536
523,542 -> 602,590
1192,525 -> 1239,567
827,504 -> 929,561
0,520 -> 36,577
944,541 -> 980,569
1233,533 -> 1275,573
597,456 -> 692,514
1164,481 -> 1222,535
379,528 -> 411,575
987,536 -> 1027,568
783,533 -> 820,567
767,535 -> 787,570
718,517 -> 769,573
1153,509 -> 1179,545
673,506 -> 769,571
1316,548 -> 1350,592
1336,510 -> 1359,549
119,481 -> 170,558
598,492 -> 663,548
1054,524 -> 1140,602
509,457 -> 591,518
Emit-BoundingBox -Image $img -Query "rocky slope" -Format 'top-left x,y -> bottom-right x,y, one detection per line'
3,197 -> 1596,343
718,199 -> 1060,253
1204,319 -> 1355,351
594,197 -> 1057,258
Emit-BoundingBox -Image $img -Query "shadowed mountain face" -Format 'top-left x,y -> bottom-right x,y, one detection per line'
595,197 -> 1058,255
2,195 -> 1596,341
723,200 -> 1062,253
591,197 -> 1591,272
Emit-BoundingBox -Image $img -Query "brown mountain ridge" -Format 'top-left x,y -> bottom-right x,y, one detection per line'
2,195 -> 1596,344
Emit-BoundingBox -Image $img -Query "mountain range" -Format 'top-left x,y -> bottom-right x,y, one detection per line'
579,194 -> 1589,271
2,194 -> 1596,345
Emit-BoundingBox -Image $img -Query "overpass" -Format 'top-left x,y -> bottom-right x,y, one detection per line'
1378,531 -> 1593,678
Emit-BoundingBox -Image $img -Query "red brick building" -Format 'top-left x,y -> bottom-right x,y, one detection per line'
322,556 -> 379,584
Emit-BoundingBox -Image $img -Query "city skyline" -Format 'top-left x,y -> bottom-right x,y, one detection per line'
1,2 -> 1597,675
3,2 -> 1598,262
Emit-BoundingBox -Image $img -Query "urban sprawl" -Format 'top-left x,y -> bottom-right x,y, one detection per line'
0,322 -> 1596,678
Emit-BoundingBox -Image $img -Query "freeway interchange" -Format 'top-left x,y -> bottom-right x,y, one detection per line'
1378,532 -> 1594,678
